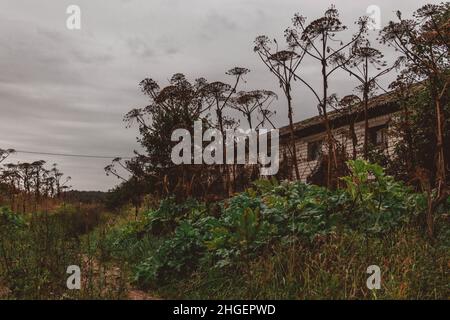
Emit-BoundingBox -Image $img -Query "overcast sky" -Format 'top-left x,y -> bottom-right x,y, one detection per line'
0,0 -> 440,191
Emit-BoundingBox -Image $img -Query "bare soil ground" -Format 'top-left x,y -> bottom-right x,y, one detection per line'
82,255 -> 160,300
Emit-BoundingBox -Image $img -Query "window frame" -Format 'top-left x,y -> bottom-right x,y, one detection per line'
307,139 -> 323,162
368,123 -> 389,149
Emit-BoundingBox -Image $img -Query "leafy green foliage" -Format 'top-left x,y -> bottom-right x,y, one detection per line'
135,221 -> 204,286
124,160 -> 431,288
144,197 -> 206,236
101,221 -> 149,261
340,160 -> 422,234
0,206 -> 26,230
206,193 -> 276,268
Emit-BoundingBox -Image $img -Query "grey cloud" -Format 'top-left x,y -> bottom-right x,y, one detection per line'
126,36 -> 155,58
0,0 -> 441,190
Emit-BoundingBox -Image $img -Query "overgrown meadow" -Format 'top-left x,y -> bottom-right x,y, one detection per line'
0,203 -> 128,299
0,160 -> 448,299
91,161 -> 449,299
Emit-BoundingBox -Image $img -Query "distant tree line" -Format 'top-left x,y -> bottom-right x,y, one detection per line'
0,148 -> 71,213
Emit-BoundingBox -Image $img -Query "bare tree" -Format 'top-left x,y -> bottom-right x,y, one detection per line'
230,90 -> 277,129
31,160 -> 46,207
332,39 -> 399,159
254,37 -> 304,179
327,94 -> 362,160
285,6 -> 368,187
380,3 -> 449,238
50,164 -> 71,199
388,71 -> 420,178
0,156 -> 68,212
203,67 -> 250,196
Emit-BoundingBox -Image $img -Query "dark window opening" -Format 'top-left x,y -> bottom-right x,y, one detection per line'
369,124 -> 388,149
307,140 -> 322,161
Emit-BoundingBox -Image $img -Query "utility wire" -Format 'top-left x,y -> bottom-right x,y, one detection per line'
14,150 -> 133,160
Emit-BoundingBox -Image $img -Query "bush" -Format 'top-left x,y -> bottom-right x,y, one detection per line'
100,221 -> 148,261
0,206 -> 26,230
135,221 -> 205,286
144,197 -> 206,236
340,160 -> 423,234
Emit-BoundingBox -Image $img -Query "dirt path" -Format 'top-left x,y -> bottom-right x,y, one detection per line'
82,255 -> 160,300
0,283 -> 11,299
0,279 -> 159,300
127,289 -> 160,300
0,257 -> 160,300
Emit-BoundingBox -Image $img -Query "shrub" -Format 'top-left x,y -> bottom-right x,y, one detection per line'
340,160 -> 423,234
144,197 -> 206,236
101,221 -> 149,261
135,221 -> 205,287
0,206 -> 26,230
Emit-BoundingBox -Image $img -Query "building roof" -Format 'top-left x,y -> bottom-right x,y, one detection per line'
279,83 -> 424,140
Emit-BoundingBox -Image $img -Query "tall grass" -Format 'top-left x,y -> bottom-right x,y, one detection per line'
156,227 -> 448,299
0,205 -> 128,299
